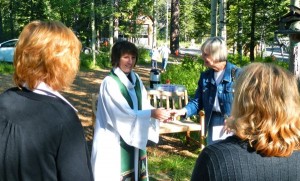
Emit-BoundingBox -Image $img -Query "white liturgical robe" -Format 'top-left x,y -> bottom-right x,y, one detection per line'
91,67 -> 160,181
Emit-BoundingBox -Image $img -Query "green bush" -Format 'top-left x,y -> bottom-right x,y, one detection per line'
96,52 -> 111,68
255,55 -> 289,69
227,54 -> 250,67
80,54 -> 95,69
80,46 -> 152,69
138,47 -> 151,65
0,62 -> 14,74
228,54 -> 289,69
80,52 -> 111,70
99,45 -> 111,53
161,55 -> 206,96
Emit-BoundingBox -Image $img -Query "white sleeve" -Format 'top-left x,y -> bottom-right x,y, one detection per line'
97,77 -> 159,150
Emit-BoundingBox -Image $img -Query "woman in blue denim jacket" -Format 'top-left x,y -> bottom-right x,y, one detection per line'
174,37 -> 240,145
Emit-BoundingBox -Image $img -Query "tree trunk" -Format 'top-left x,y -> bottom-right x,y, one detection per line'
153,0 -> 157,48
170,0 -> 179,54
113,0 -> 119,43
211,0 -> 217,37
0,3 -> 3,42
237,0 -> 243,61
249,0 -> 256,62
30,0 -> 33,21
9,0 -> 14,39
218,0 -> 227,41
109,0 -> 114,45
91,0 -> 96,65
166,0 -> 169,43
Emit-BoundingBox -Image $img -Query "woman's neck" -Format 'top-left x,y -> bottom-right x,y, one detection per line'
212,61 -> 226,72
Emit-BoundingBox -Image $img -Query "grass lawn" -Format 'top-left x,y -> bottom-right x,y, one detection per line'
0,62 -> 14,74
147,134 -> 201,181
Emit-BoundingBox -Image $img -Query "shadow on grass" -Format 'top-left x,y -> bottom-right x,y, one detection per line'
147,134 -> 201,181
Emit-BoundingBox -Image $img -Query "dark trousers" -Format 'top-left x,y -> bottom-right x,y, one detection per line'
151,59 -> 157,69
162,58 -> 168,70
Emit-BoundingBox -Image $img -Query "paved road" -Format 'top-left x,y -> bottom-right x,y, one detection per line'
179,46 -> 290,62
179,47 -> 201,56
264,47 -> 289,61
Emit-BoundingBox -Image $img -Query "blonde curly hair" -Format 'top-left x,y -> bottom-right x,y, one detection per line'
231,63 -> 300,157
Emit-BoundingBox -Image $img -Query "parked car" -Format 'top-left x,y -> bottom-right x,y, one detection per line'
0,39 -> 18,63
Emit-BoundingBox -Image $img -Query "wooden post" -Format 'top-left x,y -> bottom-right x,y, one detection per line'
199,110 -> 206,149
289,0 -> 300,79
289,33 -> 300,79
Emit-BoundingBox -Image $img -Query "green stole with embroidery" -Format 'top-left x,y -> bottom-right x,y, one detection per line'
109,70 -> 148,181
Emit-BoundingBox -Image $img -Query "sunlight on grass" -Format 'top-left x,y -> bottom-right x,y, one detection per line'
148,149 -> 196,181
0,62 -> 14,74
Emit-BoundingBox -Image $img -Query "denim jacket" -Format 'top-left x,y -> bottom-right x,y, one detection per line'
185,61 -> 240,127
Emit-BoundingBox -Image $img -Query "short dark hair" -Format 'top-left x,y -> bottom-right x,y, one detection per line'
111,41 -> 138,67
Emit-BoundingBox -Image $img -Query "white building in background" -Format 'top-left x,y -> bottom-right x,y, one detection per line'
118,15 -> 154,48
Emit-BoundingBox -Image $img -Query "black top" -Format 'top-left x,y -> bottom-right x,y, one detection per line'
0,88 -> 93,181
191,136 -> 300,181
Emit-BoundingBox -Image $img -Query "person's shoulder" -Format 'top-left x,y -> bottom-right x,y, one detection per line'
0,87 -> 17,99
226,61 -> 241,71
101,75 -> 117,87
230,64 -> 242,79
225,62 -> 241,76
195,137 -> 244,174
292,150 -> 300,156
226,61 -> 237,68
202,136 -> 245,155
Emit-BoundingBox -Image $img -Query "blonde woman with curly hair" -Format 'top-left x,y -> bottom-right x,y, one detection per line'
191,63 -> 300,180
0,21 -> 93,181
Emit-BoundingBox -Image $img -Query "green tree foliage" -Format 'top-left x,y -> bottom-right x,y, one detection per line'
0,0 -> 293,63
227,0 -> 289,57
116,0 -> 153,39
180,0 -> 195,41
0,0 -> 153,43
192,0 -> 210,39
161,56 -> 206,96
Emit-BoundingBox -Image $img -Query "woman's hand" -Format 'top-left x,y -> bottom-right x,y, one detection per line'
151,108 -> 174,122
172,108 -> 187,118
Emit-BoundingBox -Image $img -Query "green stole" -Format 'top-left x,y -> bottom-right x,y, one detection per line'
109,70 -> 148,181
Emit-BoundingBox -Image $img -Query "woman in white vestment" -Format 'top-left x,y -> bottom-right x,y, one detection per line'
91,41 -> 173,181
